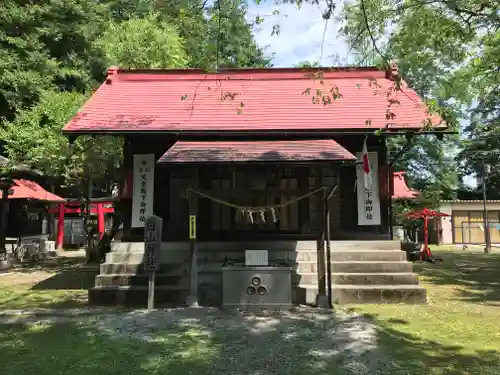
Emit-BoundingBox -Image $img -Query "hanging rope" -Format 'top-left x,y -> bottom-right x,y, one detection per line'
188,186 -> 327,211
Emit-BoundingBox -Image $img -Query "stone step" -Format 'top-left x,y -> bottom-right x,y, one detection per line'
331,273 -> 419,285
100,262 -> 187,275
293,272 -> 415,286
105,248 -> 405,264
331,285 -> 427,304
330,250 -> 406,262
100,260 -> 414,277
95,274 -> 187,287
96,269 -> 418,288
89,285 -> 311,307
88,285 -> 187,306
110,240 -> 402,253
105,251 -> 187,264
331,261 -> 413,273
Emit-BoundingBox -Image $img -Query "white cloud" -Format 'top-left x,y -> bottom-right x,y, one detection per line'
246,2 -> 351,67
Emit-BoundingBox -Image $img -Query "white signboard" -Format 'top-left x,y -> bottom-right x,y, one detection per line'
131,154 -> 155,228
245,250 -> 268,266
356,151 -> 381,226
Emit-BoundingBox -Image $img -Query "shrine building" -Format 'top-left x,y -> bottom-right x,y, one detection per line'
62,65 -> 445,307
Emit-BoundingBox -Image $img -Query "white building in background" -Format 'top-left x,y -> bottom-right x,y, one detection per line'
439,200 -> 500,244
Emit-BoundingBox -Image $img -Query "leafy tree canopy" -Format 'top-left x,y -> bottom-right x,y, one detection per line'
96,14 -> 187,68
0,0 -> 108,121
334,0 -> 500,201
0,0 -> 272,192
0,90 -> 123,188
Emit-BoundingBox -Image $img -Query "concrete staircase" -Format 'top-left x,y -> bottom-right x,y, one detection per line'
88,240 -> 426,306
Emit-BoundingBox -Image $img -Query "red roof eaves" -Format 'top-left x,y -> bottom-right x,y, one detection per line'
392,171 -> 420,200
158,140 -> 357,164
63,66 -> 446,134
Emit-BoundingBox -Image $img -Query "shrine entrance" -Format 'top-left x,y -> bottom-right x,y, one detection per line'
157,139 -> 357,242
162,164 -> 340,241
199,164 -> 334,239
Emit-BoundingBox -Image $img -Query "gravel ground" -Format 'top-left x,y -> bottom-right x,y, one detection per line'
0,307 -> 389,375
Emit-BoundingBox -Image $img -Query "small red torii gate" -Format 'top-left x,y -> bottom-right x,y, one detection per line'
402,208 -> 450,260
49,201 -> 114,249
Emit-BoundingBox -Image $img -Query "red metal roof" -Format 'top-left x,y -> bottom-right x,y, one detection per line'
158,140 -> 356,163
63,67 -> 444,134
392,171 -> 419,199
0,179 -> 65,202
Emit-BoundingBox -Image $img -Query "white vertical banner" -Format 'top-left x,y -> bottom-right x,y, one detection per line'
131,154 -> 155,228
356,151 -> 381,226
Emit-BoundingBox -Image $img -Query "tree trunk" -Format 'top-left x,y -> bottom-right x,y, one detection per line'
47,181 -> 55,239
0,186 -> 10,259
84,173 -> 97,263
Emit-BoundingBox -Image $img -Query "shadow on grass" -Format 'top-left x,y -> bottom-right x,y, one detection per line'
0,290 -> 89,309
0,256 -> 98,309
361,312 -> 500,375
11,256 -> 92,273
0,321 -> 211,375
413,251 -> 500,304
30,267 -> 98,291
1,307 -> 500,375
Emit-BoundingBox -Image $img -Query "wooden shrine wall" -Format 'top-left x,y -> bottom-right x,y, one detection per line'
161,164 -> 340,241
119,134 -> 390,241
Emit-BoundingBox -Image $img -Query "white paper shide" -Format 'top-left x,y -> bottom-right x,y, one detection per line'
131,154 -> 155,228
356,151 -> 381,226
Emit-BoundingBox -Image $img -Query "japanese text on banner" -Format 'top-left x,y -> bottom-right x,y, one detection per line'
138,160 -> 151,223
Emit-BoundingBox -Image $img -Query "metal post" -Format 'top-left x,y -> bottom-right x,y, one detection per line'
483,162 -> 491,254
324,196 -> 332,308
324,184 -> 338,309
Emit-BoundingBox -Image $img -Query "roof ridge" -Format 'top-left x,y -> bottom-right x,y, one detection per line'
104,66 -> 389,82
110,66 -> 383,74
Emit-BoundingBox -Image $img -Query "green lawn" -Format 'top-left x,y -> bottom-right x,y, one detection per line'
0,257 -> 96,309
1,251 -> 500,374
348,250 -> 500,374
0,322 -> 215,375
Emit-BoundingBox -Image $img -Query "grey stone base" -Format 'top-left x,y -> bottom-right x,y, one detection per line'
186,296 -> 200,307
315,294 -> 330,308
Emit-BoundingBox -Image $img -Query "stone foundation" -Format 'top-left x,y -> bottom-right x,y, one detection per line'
88,240 -> 427,306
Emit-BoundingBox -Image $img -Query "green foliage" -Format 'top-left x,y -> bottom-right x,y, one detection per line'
387,135 -> 460,201
96,14 -> 187,68
295,61 -> 321,68
0,0 -> 272,192
106,0 -> 272,69
0,90 -> 123,186
204,0 -> 272,69
0,0 -> 108,121
338,0 -> 500,201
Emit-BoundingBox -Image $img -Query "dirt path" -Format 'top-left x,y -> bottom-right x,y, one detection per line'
0,306 -> 384,374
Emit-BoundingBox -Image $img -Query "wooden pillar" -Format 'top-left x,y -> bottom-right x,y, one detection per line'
56,203 -> 65,250
298,167 -> 309,233
97,203 -> 105,240
315,166 -> 328,307
187,167 -> 199,307
387,165 -> 394,240
378,138 -> 390,237
0,186 -> 10,256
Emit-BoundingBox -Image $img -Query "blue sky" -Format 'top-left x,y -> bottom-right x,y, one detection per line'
245,2 -> 476,187
246,2 -> 350,67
